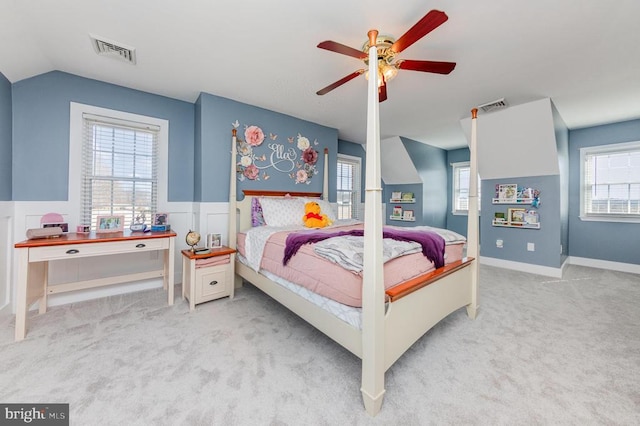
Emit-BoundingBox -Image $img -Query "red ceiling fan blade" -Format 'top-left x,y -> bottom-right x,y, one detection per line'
316,70 -> 365,95
397,59 -> 456,74
390,10 -> 448,54
317,41 -> 367,60
379,76 -> 388,102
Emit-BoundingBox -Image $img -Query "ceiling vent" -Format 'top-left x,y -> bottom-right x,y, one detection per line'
90,34 -> 136,64
478,98 -> 508,113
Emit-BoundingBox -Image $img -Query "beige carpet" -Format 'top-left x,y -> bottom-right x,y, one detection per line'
1,264 -> 639,425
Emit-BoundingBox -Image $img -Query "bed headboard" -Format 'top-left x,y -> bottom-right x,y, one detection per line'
235,190 -> 322,234
228,127 -> 329,249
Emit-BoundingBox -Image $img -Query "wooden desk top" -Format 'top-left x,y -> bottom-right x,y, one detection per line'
15,231 -> 177,248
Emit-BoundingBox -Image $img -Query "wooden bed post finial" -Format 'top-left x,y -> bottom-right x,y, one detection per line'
368,29 -> 378,47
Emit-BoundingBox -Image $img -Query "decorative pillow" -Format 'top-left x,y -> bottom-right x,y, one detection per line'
303,198 -> 337,223
259,197 -> 306,227
251,198 -> 266,227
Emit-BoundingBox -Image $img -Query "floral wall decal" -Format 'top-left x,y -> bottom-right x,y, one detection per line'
234,121 -> 320,184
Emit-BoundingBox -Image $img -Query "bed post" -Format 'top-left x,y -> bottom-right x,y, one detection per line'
360,29 -> 386,416
323,148 -> 329,200
466,108 -> 479,319
229,129 -> 242,287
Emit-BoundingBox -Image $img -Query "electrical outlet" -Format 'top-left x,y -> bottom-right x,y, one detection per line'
527,242 -> 535,252
496,239 -> 503,248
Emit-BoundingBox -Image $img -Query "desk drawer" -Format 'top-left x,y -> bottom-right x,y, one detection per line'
29,238 -> 169,262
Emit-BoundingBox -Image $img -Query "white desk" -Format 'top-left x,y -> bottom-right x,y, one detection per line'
14,231 -> 176,341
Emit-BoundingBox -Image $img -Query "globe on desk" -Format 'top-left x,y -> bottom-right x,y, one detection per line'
185,230 -> 201,252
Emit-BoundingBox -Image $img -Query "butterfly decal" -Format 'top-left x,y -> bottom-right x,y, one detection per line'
269,133 -> 278,140
313,139 -> 319,146
232,120 -> 239,128
262,172 -> 270,180
287,137 -> 294,144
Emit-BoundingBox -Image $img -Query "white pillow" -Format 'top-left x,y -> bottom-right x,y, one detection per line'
302,198 -> 337,223
259,197 -> 305,227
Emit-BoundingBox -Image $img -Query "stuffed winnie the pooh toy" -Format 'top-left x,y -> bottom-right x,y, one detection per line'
302,201 -> 332,228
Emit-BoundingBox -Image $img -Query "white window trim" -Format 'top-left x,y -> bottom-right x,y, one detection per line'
69,102 -> 169,227
579,140 -> 640,223
451,161 -> 481,216
337,153 -> 362,220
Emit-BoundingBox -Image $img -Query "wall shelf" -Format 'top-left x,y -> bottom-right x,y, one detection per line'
389,199 -> 416,204
389,216 -> 416,222
492,220 -> 540,229
492,198 -> 534,204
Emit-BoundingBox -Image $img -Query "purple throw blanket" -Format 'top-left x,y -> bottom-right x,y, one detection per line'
283,227 -> 445,268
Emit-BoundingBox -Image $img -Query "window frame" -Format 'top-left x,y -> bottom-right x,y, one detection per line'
579,140 -> 640,223
69,103 -> 169,228
451,161 -> 480,216
337,153 -> 362,220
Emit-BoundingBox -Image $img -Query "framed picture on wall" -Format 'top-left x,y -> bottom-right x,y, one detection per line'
391,191 -> 402,201
392,206 -> 403,217
498,184 -> 518,202
508,208 -> 526,224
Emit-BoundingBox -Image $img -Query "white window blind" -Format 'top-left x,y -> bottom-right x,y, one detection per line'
582,142 -> 640,219
337,154 -> 362,219
452,161 -> 480,214
81,113 -> 159,228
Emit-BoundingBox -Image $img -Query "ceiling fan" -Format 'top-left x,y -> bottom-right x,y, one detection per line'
316,9 -> 456,102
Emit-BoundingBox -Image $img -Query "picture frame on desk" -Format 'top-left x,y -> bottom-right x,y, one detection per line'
154,213 -> 169,226
43,222 -> 69,233
96,215 -> 124,233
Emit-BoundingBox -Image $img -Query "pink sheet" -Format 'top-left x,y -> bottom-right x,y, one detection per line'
237,226 -> 463,307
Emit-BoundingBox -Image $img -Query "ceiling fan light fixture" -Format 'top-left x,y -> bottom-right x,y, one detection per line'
365,61 -> 398,86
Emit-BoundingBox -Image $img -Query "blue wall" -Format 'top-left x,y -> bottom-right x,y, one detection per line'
481,176 -> 562,268
401,137 -> 447,228
0,72 -> 11,201
568,119 -> 640,264
11,71 -> 195,201
553,103 -> 570,264
197,93 -> 338,202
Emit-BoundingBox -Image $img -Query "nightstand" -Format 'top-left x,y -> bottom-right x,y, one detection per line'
181,246 -> 236,310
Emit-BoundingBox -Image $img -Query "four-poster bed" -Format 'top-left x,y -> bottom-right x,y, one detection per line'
227,30 -> 479,417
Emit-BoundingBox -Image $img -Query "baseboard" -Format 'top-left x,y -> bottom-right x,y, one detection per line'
479,256 -> 563,278
569,256 -> 640,275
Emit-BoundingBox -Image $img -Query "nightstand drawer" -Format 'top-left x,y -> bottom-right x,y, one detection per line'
195,265 -> 230,302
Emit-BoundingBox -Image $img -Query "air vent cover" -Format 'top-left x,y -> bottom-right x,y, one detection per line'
478,98 -> 508,113
90,34 -> 136,64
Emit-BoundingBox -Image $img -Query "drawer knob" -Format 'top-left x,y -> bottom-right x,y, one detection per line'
135,243 -> 146,248
66,249 -> 80,254
209,280 -> 218,286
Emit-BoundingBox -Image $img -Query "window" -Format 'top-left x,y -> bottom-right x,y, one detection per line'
69,103 -> 168,231
452,161 -> 480,215
580,141 -> 640,222
337,154 -> 362,219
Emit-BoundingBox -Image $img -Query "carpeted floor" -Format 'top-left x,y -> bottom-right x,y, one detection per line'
1,264 -> 638,425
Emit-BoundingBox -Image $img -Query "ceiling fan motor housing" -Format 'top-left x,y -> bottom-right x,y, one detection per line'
362,34 -> 397,65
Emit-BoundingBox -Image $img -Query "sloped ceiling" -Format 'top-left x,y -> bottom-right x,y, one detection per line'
380,137 -> 422,184
461,98 -> 560,179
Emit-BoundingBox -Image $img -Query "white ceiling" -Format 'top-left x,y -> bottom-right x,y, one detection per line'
2,0 -> 639,150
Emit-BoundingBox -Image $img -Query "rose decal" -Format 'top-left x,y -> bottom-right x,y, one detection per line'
297,135 -> 310,151
245,125 -> 265,147
296,169 -> 308,184
302,147 -> 318,165
243,164 -> 259,180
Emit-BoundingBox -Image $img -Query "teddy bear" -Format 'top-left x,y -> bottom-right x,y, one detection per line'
302,201 -> 332,228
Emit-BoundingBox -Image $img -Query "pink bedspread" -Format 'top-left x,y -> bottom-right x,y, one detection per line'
237,225 -> 464,307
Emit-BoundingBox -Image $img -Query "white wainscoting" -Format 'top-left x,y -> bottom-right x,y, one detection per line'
0,201 -> 13,310
7,201 -> 231,313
